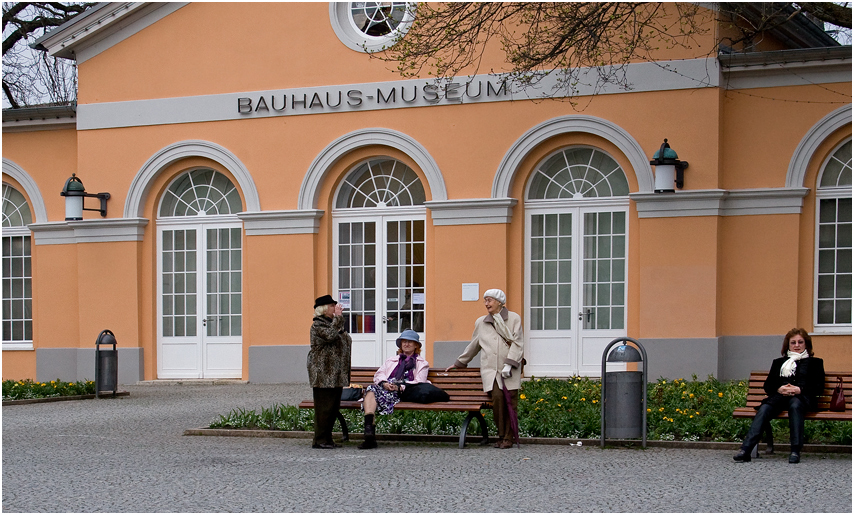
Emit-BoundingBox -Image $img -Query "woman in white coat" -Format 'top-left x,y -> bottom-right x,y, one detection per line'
446,288 -> 523,449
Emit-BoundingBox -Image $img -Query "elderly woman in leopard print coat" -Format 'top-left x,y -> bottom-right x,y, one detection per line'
307,294 -> 351,449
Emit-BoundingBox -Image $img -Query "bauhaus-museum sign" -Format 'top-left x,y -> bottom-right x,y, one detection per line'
75,60 -> 717,130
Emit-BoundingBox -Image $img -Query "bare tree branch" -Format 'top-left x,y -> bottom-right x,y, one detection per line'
2,2 -> 93,108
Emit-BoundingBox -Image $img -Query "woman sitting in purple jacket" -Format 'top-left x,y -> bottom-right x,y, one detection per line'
358,329 -> 429,449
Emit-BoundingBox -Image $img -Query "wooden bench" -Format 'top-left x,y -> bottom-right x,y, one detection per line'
732,370 -> 851,454
299,367 -> 492,448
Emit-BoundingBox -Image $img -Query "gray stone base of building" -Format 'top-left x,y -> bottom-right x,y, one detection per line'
25,335 -> 788,384
36,347 -> 144,384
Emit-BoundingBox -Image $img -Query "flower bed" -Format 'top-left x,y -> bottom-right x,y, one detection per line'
3,379 -> 96,400
209,375 -> 851,445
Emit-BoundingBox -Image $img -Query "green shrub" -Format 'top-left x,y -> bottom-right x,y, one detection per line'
208,375 -> 852,445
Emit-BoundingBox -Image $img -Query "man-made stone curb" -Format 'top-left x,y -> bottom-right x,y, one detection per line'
3,391 -> 130,406
183,427 -> 851,453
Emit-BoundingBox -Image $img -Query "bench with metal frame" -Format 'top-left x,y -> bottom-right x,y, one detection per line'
732,370 -> 851,455
299,366 -> 492,448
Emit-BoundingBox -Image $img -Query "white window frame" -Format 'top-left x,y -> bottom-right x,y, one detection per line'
813,138 -> 852,335
2,184 -> 33,350
330,2 -> 415,53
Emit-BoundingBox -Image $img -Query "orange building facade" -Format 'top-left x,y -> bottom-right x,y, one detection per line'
2,3 -> 851,384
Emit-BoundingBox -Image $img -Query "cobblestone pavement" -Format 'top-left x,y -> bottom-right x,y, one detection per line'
3,383 -> 852,513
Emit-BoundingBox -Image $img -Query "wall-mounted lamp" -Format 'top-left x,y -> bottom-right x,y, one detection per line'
650,139 -> 689,193
60,174 -> 111,220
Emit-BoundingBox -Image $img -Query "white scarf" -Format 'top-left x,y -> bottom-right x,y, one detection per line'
780,350 -> 809,377
491,308 -> 515,346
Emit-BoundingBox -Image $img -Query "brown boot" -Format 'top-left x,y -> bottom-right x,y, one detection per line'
358,414 -> 377,449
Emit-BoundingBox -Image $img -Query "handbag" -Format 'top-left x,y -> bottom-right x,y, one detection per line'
829,376 -> 846,411
399,382 -> 450,403
341,386 -> 364,401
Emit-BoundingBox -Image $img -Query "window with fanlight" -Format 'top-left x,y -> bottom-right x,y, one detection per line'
815,139 -> 852,331
2,184 -> 33,349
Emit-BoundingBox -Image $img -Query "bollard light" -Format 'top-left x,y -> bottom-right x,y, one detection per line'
650,139 -> 689,193
61,174 -> 110,220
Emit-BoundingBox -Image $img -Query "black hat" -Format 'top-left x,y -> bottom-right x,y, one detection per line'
314,294 -> 337,308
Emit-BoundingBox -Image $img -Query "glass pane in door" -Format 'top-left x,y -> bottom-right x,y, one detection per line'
386,219 -> 425,333
530,213 -> 573,331
162,229 -> 198,337
338,221 -> 377,333
582,212 -> 626,330
206,227 -> 242,337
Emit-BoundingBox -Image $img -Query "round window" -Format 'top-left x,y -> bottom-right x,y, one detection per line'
330,2 -> 415,53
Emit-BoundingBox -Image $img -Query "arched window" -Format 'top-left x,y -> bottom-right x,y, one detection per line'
333,157 -> 427,366
524,146 -> 630,377
156,169 -> 243,378
815,139 -> 852,330
336,158 -> 426,208
527,147 -> 630,200
2,184 -> 33,348
159,169 -> 242,217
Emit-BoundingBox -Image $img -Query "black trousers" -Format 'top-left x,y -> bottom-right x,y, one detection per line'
740,394 -> 809,452
312,387 -> 342,446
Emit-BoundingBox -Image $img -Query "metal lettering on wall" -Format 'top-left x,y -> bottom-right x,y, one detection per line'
236,78 -> 509,116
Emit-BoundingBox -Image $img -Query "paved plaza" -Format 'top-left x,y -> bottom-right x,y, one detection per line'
3,382 -> 852,513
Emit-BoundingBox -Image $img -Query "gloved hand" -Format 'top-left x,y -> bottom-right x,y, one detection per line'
501,364 -> 512,378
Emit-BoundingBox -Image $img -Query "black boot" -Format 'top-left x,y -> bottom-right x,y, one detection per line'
358,414 -> 377,449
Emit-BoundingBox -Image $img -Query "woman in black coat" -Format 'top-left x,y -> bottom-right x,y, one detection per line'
733,328 -> 825,464
307,294 -> 351,449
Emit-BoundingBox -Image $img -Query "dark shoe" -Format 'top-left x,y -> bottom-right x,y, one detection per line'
496,439 -> 514,449
733,449 -> 751,462
358,437 -> 377,449
788,452 -> 800,464
312,443 -> 335,449
358,414 -> 377,449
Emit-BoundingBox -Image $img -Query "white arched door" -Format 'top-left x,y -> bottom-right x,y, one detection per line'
525,147 -> 630,377
333,158 -> 426,367
156,169 -> 244,378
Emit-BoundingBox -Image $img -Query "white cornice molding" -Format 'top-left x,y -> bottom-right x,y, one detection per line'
631,187 -> 810,218
425,198 -> 518,225
35,3 -> 187,63
721,187 -> 810,216
238,210 -> 324,235
721,47 -> 852,90
29,218 -> 149,245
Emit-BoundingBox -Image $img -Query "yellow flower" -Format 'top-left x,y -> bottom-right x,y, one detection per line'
658,407 -> 664,412
647,408 -> 652,412
718,392 -> 723,397
689,393 -> 694,398
520,394 -> 526,400
690,415 -> 694,418
580,398 -> 586,402
695,411 -> 700,415
561,396 -> 567,400
669,418 -> 674,422
592,399 -> 598,404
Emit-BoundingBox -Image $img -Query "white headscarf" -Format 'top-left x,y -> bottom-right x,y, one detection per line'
780,349 -> 809,377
